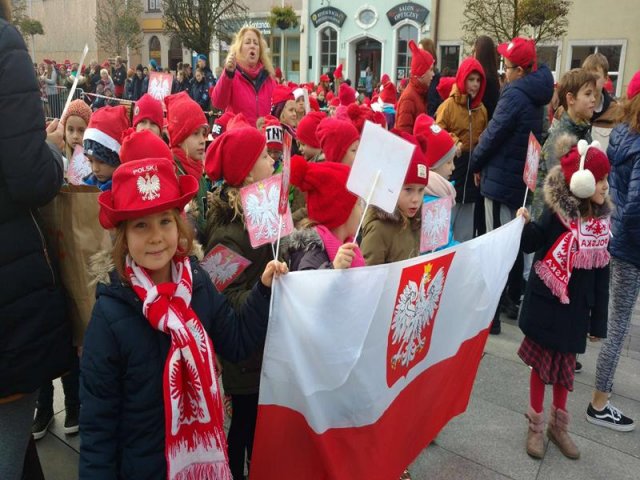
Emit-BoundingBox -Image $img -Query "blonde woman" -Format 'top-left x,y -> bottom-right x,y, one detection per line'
211,26 -> 276,126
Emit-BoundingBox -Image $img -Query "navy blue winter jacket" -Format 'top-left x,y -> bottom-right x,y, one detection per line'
79,255 -> 271,479
470,64 -> 554,209
608,123 -> 640,267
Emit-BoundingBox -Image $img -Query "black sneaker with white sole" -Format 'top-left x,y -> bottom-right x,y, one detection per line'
575,360 -> 583,373
586,402 -> 635,432
32,408 -> 54,440
64,406 -> 79,435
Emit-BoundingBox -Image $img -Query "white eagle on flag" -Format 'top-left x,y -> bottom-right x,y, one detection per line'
206,252 -> 240,284
245,183 -> 280,240
137,173 -> 161,201
390,265 -> 446,368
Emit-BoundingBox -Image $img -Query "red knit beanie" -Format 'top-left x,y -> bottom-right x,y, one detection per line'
133,93 -> 163,130
627,69 -> 640,100
346,104 -> 386,134
308,96 -> 320,112
120,128 -> 172,164
297,111 -> 325,149
339,83 -> 357,106
316,117 -> 360,163
436,77 -> 456,100
395,131 -> 429,186
329,97 -> 340,107
379,82 -> 397,104
261,115 -> 284,151
326,91 -> 335,101
226,112 -> 252,131
417,121 -> 456,169
204,127 -> 266,187
409,40 -> 434,77
290,155 -> 357,229
381,73 -> 390,86
165,92 -> 208,148
320,74 -> 330,83
61,99 -> 92,127
413,113 -> 435,136
271,84 -> 295,118
334,64 -> 343,80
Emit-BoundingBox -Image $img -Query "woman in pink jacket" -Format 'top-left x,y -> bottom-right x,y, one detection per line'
211,27 -> 276,127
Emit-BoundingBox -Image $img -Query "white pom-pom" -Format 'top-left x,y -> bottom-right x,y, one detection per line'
570,169 -> 596,199
591,140 -> 603,152
577,139 -> 589,156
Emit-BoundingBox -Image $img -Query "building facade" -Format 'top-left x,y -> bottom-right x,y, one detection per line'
304,0 -> 432,90
432,0 -> 639,97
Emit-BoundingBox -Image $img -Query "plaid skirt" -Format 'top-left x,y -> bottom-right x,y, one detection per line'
518,336 -> 576,391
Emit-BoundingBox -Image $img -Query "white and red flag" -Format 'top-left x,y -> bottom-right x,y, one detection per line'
251,218 -> 524,479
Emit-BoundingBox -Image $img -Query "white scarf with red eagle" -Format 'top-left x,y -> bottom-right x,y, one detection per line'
127,255 -> 232,480
534,214 -> 610,304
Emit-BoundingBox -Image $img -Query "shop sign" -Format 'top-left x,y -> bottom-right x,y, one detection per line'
311,7 -> 347,28
386,2 -> 429,26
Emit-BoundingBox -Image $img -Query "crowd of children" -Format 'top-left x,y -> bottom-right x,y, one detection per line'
14,17 -> 640,480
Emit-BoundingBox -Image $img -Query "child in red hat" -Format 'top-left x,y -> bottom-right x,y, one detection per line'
80,155 -> 286,479
260,115 -> 284,165
516,138 -> 611,460
297,111 -> 326,162
415,115 -> 458,251
396,40 -> 435,133
435,57 -> 488,242
203,127 -> 276,478
165,91 -> 210,237
271,84 -> 301,155
283,156 -> 365,271
361,132 -> 429,265
83,105 -> 130,191
316,117 -> 360,166
133,93 -> 163,137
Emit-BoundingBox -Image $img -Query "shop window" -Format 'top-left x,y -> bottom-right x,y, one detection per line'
320,27 -> 337,74
149,36 -> 161,66
396,24 -> 418,81
439,44 -> 460,76
147,0 -> 161,13
537,45 -> 560,80
569,42 -> 624,95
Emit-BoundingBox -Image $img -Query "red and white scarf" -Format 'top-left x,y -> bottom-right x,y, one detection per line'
126,255 -> 232,480
534,215 -> 610,304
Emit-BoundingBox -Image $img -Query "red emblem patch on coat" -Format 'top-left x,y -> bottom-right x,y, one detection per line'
386,251 -> 455,387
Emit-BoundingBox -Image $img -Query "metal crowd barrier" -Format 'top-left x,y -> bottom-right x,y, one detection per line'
43,86 -> 84,120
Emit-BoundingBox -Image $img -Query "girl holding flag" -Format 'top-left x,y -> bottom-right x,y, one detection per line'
203,126 -> 276,479
517,137 -> 611,460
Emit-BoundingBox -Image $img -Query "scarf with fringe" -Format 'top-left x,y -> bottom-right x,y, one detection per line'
534,215 -> 610,304
126,255 -> 231,480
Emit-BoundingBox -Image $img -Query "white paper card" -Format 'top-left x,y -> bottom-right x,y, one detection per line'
347,121 -> 414,213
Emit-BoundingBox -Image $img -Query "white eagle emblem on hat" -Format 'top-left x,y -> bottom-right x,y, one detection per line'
137,173 -> 161,201
430,124 -> 442,134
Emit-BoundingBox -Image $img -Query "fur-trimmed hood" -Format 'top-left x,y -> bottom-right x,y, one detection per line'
206,186 -> 243,230
88,241 -> 204,287
543,165 -> 612,220
280,227 -> 323,259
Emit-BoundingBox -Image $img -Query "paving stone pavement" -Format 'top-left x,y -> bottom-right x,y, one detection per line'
37,302 -> 640,479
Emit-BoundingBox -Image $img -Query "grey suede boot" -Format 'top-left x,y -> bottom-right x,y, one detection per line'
525,406 -> 545,459
547,405 -> 580,459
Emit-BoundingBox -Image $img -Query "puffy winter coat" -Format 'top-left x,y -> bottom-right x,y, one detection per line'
282,228 -> 333,271
79,254 -> 271,479
470,64 -> 554,209
189,78 -> 210,112
518,166 -> 610,353
211,65 -> 275,127
204,186 -> 272,395
395,77 -> 428,133
435,57 -> 488,204
360,206 -> 420,265
0,18 -> 73,399
608,123 -> 640,267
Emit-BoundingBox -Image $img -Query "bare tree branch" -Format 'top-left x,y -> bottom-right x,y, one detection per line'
95,0 -> 143,56
462,0 -> 571,47
162,0 -> 248,57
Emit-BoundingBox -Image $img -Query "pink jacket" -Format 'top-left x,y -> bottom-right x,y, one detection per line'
211,67 -> 276,127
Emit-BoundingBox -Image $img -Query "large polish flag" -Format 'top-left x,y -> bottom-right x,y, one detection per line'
251,218 -> 524,479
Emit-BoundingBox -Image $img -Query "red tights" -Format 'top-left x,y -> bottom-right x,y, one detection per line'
529,368 -> 568,413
